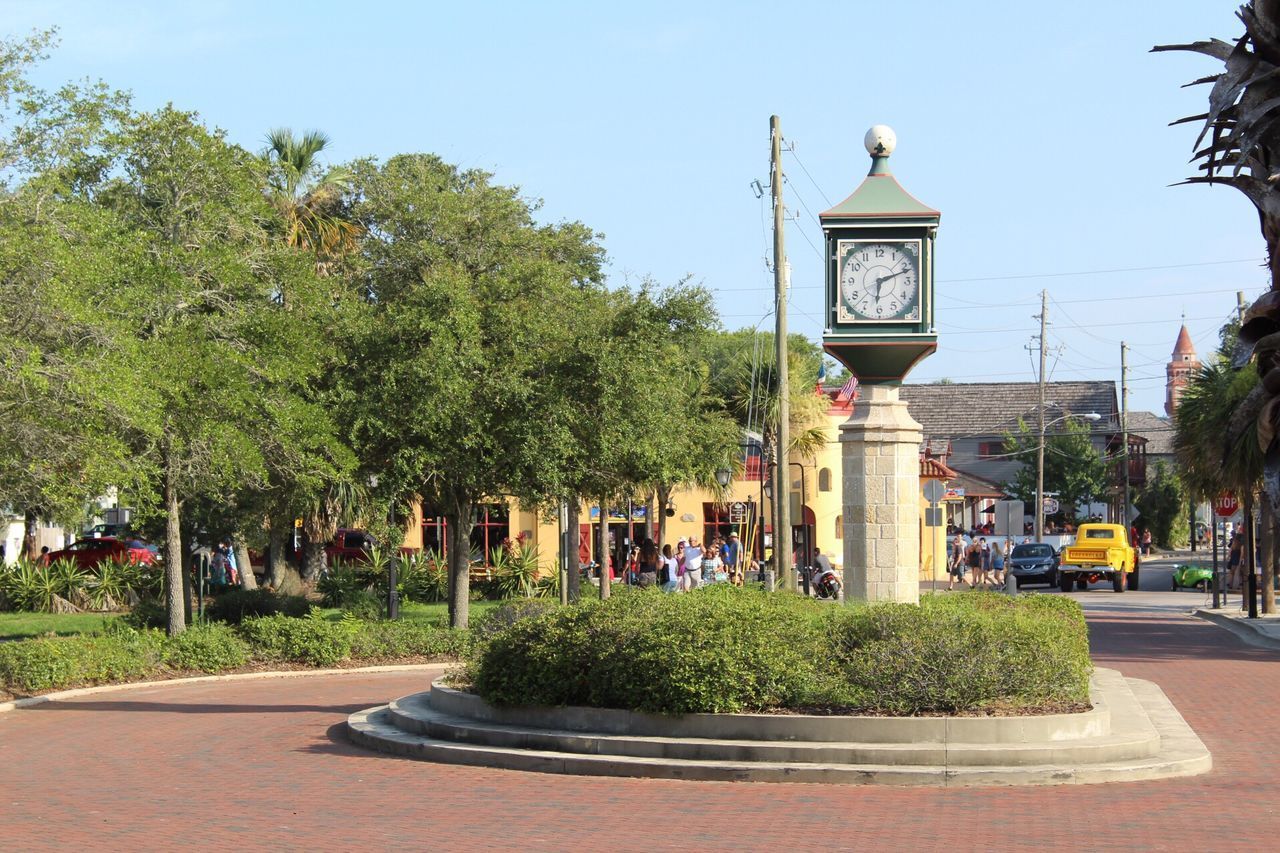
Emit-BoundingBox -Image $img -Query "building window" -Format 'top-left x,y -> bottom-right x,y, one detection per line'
818,467 -> 832,492
977,441 -> 1005,460
744,445 -> 764,481
835,515 -> 843,539
472,504 -> 510,563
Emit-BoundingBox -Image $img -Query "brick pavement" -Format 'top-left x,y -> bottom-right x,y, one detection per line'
2,610 -> 1279,851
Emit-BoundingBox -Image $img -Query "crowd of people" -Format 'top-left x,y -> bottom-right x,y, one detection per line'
609,532 -> 752,592
946,533 -> 1012,591
582,531 -> 755,591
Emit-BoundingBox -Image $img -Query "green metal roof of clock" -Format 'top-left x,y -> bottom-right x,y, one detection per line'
819,157 -> 940,220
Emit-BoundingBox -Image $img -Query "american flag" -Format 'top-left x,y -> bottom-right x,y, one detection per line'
837,374 -> 859,402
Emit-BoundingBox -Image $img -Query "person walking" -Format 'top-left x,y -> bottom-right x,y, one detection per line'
682,536 -> 704,590
965,538 -> 982,588
948,535 -> 967,590
659,544 -> 679,593
637,539 -> 659,587
990,539 -> 1006,587
1227,531 -> 1244,594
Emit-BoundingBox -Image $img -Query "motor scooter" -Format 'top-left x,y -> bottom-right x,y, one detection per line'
810,564 -> 842,600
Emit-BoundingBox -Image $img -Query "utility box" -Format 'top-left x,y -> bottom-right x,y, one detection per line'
105,507 -> 132,526
994,500 -> 1023,537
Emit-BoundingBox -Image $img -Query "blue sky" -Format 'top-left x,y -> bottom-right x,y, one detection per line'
2,0 -> 1261,415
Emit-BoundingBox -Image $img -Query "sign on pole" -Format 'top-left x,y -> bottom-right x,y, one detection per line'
1215,491 -> 1239,518
729,501 -> 747,524
922,480 -> 945,504
1042,497 -> 1060,515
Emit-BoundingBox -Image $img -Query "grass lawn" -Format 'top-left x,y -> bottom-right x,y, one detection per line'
317,599 -> 515,626
0,612 -> 121,641
1,598 -> 524,641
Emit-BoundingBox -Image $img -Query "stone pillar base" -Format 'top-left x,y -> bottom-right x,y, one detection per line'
840,384 -> 922,604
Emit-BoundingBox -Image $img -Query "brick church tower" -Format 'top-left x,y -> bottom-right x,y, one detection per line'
1165,324 -> 1200,417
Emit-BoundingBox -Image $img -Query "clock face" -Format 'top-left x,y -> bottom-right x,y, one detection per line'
837,240 -> 921,323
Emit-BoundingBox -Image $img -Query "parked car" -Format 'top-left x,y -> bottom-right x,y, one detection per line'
1007,542 -> 1059,588
42,537 -> 157,571
1171,564 -> 1214,591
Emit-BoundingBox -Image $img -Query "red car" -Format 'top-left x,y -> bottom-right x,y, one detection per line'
42,537 -> 157,571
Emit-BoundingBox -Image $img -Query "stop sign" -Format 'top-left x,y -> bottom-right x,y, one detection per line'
1215,492 -> 1239,517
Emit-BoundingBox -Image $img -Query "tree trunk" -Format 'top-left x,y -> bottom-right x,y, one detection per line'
1266,501 -> 1278,615
657,484 -> 671,549
565,499 -> 581,603
1245,491 -> 1257,612
300,528 -> 327,581
181,545 -> 194,624
163,451 -> 186,636
23,508 -> 39,562
446,495 -> 474,629
265,518 -> 290,589
598,496 -> 611,601
233,535 -> 257,590
642,491 -> 654,543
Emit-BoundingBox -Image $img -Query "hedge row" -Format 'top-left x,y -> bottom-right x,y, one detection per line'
0,612 -> 470,695
468,587 -> 1092,716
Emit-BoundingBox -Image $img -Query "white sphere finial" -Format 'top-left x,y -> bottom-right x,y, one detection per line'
864,125 -> 897,157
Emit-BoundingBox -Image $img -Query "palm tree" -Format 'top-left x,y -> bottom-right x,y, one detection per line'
1159,1 -> 1280,611
262,128 -> 359,262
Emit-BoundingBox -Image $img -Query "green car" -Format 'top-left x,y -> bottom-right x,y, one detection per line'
1171,564 -> 1214,591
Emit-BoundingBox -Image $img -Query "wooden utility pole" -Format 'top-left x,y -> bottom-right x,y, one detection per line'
770,115 -> 792,586
1035,290 -> 1048,542
1121,342 -> 1132,538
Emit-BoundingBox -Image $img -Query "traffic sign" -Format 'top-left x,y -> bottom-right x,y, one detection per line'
1042,497 -> 1060,515
1215,492 -> 1239,518
922,480 -> 945,504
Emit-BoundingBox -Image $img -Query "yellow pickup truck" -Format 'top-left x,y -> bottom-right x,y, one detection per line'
1057,523 -> 1138,593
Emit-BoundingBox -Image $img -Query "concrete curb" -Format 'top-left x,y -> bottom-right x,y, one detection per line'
347,668 -> 1212,786
1193,608 -> 1280,651
0,663 -> 447,715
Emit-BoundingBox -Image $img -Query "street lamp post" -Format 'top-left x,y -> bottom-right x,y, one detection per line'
1035,412 -> 1101,542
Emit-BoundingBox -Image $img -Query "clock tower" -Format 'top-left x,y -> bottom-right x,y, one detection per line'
821,127 -> 940,604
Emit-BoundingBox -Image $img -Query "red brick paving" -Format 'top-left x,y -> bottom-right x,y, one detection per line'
2,611 -> 1279,851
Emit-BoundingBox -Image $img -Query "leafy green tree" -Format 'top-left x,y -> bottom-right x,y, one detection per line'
1134,461 -> 1188,549
342,153 -> 604,627
1000,418 -> 1109,518
89,107 -> 337,634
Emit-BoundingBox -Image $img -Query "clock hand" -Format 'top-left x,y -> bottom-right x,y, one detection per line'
875,269 -> 907,286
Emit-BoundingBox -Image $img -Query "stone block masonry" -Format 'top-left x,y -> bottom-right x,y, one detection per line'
840,383 -> 922,603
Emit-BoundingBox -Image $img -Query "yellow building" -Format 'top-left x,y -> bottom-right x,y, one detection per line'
398,390 -> 956,585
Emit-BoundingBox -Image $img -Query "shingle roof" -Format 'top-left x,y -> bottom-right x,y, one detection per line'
1127,411 -> 1175,457
900,381 -> 1119,438
944,466 -> 1007,497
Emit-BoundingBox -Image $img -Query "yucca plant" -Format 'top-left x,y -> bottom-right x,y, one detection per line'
84,559 -> 131,611
401,551 -> 448,603
488,542 -> 543,599
48,559 -> 88,599
0,559 -> 61,611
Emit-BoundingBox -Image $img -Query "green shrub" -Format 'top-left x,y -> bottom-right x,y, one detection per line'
469,588 -> 1092,716
240,612 -> 355,666
205,588 -> 309,625
470,598 -> 559,644
400,554 -> 448,603
340,589 -> 385,621
164,622 -> 249,673
350,619 -> 470,660
820,592 -> 1092,714
471,585 -> 822,714
317,561 -> 381,607
123,597 -> 167,630
0,625 -> 165,693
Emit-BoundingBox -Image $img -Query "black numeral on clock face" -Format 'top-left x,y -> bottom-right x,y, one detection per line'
875,248 -> 884,258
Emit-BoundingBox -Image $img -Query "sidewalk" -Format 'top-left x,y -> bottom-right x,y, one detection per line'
1194,606 -> 1280,650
